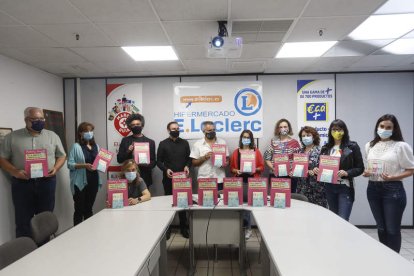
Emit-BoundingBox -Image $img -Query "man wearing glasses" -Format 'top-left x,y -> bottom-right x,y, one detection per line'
0,107 -> 66,238
190,121 -> 229,191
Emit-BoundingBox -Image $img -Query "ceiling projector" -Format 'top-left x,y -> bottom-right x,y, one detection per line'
207,36 -> 243,58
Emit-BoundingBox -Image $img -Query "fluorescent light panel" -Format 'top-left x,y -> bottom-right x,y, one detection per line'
381,38 -> 414,54
275,41 -> 337,58
122,46 -> 178,61
348,14 -> 414,40
375,0 -> 414,14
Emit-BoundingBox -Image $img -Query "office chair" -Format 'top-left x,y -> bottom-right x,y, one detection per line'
30,211 -> 59,246
0,237 -> 37,269
291,193 -> 309,202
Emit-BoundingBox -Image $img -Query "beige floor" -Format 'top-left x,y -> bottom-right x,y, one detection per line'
167,228 -> 414,276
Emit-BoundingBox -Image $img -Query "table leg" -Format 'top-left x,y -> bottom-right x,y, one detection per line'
188,210 -> 195,276
159,234 -> 167,276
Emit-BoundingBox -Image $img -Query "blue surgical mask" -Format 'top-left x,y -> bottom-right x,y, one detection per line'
241,138 -> 251,146
31,120 -> 45,132
302,136 -> 313,146
377,128 -> 393,139
125,172 -> 137,182
83,131 -> 94,141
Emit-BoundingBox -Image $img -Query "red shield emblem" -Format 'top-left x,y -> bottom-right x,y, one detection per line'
114,112 -> 131,137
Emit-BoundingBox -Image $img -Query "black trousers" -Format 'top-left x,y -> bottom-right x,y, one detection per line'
73,179 -> 99,226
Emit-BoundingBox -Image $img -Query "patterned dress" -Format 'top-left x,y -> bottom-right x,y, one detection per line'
296,146 -> 327,208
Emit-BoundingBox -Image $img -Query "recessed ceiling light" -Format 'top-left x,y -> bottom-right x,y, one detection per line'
121,46 -> 178,61
375,0 -> 414,14
381,38 -> 414,54
348,14 -> 414,40
275,41 -> 337,58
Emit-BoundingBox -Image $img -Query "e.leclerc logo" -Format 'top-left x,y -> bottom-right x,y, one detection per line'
234,88 -> 262,116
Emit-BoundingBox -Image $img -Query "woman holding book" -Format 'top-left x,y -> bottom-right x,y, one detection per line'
362,114 -> 414,252
295,126 -> 327,207
264,118 -> 301,192
230,130 -> 264,239
67,122 -> 102,226
316,119 -> 364,221
121,159 -> 151,205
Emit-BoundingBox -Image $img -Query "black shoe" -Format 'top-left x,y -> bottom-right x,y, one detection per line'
180,228 -> 189,239
166,228 -> 171,240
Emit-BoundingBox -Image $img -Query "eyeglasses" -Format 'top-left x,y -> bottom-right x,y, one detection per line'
27,117 -> 45,122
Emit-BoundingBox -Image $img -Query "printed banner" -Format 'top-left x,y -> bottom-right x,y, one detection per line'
297,79 -> 335,145
107,83 -> 143,166
173,81 -> 263,139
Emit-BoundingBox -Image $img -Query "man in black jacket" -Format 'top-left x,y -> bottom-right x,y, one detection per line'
117,113 -> 156,187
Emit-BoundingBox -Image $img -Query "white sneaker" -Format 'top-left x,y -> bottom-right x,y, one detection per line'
245,229 -> 252,240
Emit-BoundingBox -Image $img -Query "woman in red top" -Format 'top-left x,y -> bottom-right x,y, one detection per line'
230,130 -> 264,239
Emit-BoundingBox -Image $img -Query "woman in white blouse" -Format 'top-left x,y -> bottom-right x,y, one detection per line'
363,114 -> 414,253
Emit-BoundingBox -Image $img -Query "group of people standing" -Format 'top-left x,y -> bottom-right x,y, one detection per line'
1,107 -> 413,254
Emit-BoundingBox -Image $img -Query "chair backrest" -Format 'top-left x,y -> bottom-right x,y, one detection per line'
0,237 -> 37,269
30,211 -> 59,246
291,193 -> 309,202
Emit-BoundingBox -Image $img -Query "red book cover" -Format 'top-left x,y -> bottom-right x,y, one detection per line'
211,144 -> 227,167
24,149 -> 48,178
107,179 -> 128,208
172,172 -> 187,179
172,178 -> 192,207
223,177 -> 243,206
270,178 -> 291,207
273,154 -> 290,177
291,153 -> 308,178
240,150 -> 256,173
197,178 -> 218,206
133,142 -> 150,164
317,155 -> 340,184
247,178 -> 268,206
92,148 -> 114,173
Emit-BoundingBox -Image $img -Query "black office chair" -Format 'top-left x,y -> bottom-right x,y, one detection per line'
291,193 -> 309,202
30,211 -> 59,246
0,237 -> 37,269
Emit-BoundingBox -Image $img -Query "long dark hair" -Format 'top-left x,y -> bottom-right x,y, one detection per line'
326,119 -> 350,149
370,114 -> 404,147
238,130 -> 255,149
77,122 -> 96,146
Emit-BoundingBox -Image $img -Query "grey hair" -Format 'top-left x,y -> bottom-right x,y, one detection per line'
201,121 -> 215,131
24,107 -> 43,118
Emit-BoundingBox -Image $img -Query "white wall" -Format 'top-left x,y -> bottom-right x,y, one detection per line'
77,72 -> 413,226
0,55 -> 67,244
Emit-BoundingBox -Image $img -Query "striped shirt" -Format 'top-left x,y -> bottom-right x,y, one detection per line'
263,137 -> 301,162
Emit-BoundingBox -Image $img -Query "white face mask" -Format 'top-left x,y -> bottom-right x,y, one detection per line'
377,128 -> 393,139
302,136 -> 313,146
124,172 -> 137,182
280,129 -> 289,136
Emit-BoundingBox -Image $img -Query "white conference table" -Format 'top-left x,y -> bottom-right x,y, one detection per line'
0,209 -> 175,276
254,200 -> 414,276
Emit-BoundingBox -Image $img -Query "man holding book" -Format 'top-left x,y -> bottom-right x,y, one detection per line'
0,107 -> 66,238
157,121 -> 191,239
117,113 -> 156,187
190,121 -> 229,191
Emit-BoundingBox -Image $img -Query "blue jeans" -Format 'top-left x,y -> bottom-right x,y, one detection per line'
325,183 -> 353,221
367,181 -> 406,253
11,176 -> 57,237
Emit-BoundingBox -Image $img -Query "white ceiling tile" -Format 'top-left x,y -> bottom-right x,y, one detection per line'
231,32 -> 258,43
0,48 -> 39,64
34,61 -> 107,75
16,48 -> 85,63
229,61 -> 266,73
0,0 -> 88,24
32,23 -> 115,47
303,0 -> 386,17
286,16 -> 366,42
97,22 -> 169,46
71,47 -> 132,63
231,0 -> 309,19
0,10 -> 23,25
304,56 -> 362,72
232,21 -> 262,33
0,26 -> 59,47
152,0 -> 227,21
164,21 -> 217,45
174,45 -> 207,60
256,32 -> 285,42
241,43 -> 280,59
348,55 -> 408,68
183,59 -> 227,73
266,58 -> 317,73
69,0 -> 157,23
324,40 -> 392,57
140,61 -> 185,71
385,55 -> 414,66
375,0 -> 414,14
93,61 -> 147,73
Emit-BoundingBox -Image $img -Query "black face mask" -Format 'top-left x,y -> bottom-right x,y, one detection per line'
205,131 -> 216,140
130,126 -> 142,135
170,130 -> 180,138
31,120 -> 45,132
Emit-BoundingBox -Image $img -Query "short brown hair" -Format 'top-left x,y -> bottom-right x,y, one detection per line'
298,126 -> 320,146
274,118 -> 293,136
121,159 -> 141,174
